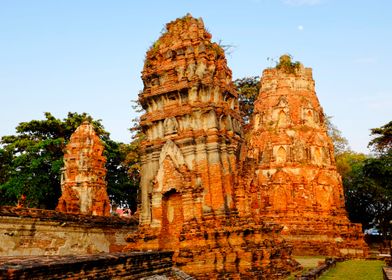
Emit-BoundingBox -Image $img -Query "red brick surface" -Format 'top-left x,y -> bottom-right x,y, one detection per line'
56,121 -> 110,216
0,206 -> 137,255
241,63 -> 367,257
126,15 -> 300,279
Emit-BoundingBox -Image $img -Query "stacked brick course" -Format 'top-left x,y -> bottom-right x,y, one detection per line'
56,121 -> 110,216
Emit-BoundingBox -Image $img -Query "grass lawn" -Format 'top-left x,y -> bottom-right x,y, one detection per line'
319,260 -> 385,280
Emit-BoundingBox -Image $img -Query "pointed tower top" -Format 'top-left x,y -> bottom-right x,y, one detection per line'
140,15 -> 235,104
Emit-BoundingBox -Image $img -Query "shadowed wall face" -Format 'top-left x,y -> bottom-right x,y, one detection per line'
0,251 -> 176,280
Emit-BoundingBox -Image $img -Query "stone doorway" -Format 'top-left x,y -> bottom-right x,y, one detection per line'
159,190 -> 184,250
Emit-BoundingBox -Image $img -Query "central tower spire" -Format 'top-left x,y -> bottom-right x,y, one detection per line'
138,14 -> 242,228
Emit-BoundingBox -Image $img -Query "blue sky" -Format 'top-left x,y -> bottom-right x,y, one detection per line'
0,0 -> 391,153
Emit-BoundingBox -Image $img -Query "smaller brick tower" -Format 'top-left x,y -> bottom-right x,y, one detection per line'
56,121 -> 110,216
243,55 -> 367,256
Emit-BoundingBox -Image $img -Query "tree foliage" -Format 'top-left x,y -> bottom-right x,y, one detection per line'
340,152 -> 376,229
105,139 -> 139,213
324,115 -> 349,156
0,112 -> 137,211
368,120 -> 392,154
275,54 -> 302,74
343,152 -> 392,234
341,121 -> 392,235
234,76 -> 260,124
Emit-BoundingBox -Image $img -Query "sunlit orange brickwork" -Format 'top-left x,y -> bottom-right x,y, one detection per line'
57,121 -> 110,216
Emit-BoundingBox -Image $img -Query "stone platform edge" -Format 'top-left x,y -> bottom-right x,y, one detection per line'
0,251 -> 185,280
0,206 -> 138,228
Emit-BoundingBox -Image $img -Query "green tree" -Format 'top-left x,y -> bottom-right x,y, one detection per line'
365,121 -> 392,234
342,121 -> 392,235
104,140 -> 139,212
0,148 -> 12,185
0,112 -> 136,210
335,151 -> 366,179
340,152 -> 375,229
324,116 -> 349,156
234,76 -> 260,124
368,120 -> 392,154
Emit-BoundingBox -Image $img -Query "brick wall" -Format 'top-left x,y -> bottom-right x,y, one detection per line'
0,206 -> 137,256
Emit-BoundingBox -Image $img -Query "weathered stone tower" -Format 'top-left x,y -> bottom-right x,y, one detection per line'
57,121 -> 110,216
138,14 -> 242,230
243,55 -> 367,256
126,15 -> 300,279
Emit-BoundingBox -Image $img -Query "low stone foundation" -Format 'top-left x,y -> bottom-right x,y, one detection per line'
0,206 -> 137,256
266,215 -> 367,257
127,215 -> 301,279
0,251 -> 188,279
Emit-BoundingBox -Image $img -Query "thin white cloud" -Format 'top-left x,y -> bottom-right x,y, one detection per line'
354,57 -> 377,64
368,100 -> 392,110
297,25 -> 304,31
349,92 -> 392,111
284,0 -> 322,6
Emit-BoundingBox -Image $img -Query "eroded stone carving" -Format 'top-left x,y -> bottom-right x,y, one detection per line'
163,117 -> 178,135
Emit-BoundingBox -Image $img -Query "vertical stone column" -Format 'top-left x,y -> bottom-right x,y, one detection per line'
206,141 -> 225,214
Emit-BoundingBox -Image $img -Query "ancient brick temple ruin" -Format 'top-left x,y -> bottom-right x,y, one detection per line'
241,55 -> 367,256
56,121 -> 110,216
0,14 -> 370,280
126,15 -> 300,279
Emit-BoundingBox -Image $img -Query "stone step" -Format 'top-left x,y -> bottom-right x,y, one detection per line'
383,266 -> 392,280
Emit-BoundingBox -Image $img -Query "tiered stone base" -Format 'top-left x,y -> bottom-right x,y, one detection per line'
261,213 -> 368,257
126,215 -> 301,279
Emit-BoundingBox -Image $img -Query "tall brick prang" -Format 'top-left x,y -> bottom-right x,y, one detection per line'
126,15 -> 300,279
137,14 -> 243,227
56,121 -> 110,216
242,55 -> 368,257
